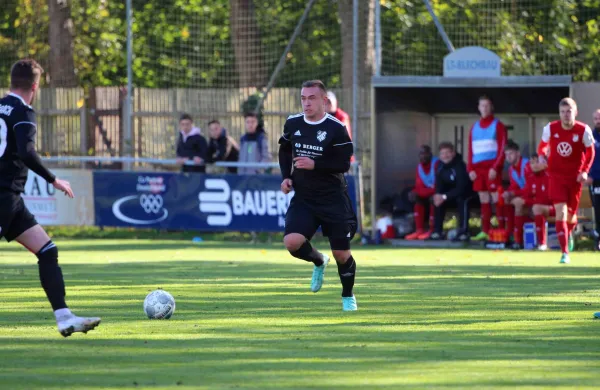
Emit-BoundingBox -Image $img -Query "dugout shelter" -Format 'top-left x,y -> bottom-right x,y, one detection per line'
369,46 -> 600,237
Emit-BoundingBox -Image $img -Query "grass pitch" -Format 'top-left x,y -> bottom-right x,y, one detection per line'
1,240 -> 600,389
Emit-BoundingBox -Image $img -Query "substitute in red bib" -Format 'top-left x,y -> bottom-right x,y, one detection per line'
406,145 -> 440,240
468,96 -> 507,241
502,140 -> 532,249
537,97 -> 595,264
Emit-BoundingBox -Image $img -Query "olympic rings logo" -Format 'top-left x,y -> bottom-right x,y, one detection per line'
139,194 -> 164,214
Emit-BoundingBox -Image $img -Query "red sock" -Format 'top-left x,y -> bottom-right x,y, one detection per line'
556,220 -> 569,253
535,215 -> 547,246
481,203 -> 492,234
414,203 -> 425,231
429,204 -> 435,232
514,215 -> 525,244
496,203 -> 505,229
505,206 -> 515,236
567,222 -> 576,237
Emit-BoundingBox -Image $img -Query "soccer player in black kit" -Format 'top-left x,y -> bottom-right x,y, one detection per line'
279,80 -> 358,311
0,59 -> 100,337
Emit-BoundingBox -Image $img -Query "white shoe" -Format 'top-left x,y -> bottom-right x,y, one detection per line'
538,244 -> 548,251
57,315 -> 101,337
310,254 -> 330,293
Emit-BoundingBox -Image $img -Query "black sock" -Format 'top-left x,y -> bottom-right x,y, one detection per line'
337,256 -> 356,297
36,241 -> 67,311
290,241 -> 324,266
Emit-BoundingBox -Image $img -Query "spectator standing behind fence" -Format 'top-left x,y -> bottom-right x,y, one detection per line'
238,112 -> 271,175
326,91 -> 354,163
176,113 -> 207,173
206,119 -> 240,174
428,142 -> 473,242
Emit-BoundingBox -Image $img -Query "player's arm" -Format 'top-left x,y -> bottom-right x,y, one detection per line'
492,121 -> 507,170
14,110 -> 56,184
278,121 -> 293,179
313,126 -> 353,173
467,126 -> 474,173
581,125 -> 596,179
537,123 -> 551,161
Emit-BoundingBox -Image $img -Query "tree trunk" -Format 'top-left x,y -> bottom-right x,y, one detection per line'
338,0 -> 375,89
47,0 -> 77,87
229,0 -> 267,88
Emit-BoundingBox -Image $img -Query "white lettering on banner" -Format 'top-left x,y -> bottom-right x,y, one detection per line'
199,178 -> 294,227
198,179 -> 232,226
443,46 -> 501,78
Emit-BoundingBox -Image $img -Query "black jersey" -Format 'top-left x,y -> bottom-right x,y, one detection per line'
278,113 -> 353,205
0,93 -> 55,193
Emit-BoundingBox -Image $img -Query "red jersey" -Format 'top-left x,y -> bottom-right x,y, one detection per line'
414,158 -> 440,198
507,156 -> 532,197
467,115 -> 507,172
524,170 -> 551,205
538,120 -> 595,178
332,108 -> 353,162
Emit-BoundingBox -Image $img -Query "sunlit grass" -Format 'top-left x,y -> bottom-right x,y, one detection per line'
1,240 -> 600,389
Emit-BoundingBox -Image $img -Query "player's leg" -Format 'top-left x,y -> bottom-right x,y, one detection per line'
566,182 -> 583,253
428,198 -> 448,240
416,201 -> 435,240
549,177 -> 571,263
472,170 -> 490,240
511,197 -> 527,249
325,220 -> 358,312
283,199 -> 327,292
533,204 -> 548,250
11,220 -> 101,337
452,196 -> 471,242
406,197 -> 427,240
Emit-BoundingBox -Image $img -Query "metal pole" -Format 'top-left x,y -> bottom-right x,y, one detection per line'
254,0 -> 317,115
124,0 -> 133,170
423,0 -> 455,52
374,0 -> 382,76
352,0 -> 359,157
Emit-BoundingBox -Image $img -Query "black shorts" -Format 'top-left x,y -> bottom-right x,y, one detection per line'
284,193 -> 357,251
0,191 -> 38,242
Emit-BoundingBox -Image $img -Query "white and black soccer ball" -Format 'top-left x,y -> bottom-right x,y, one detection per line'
143,289 -> 176,319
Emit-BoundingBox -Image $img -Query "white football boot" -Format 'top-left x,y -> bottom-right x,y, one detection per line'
57,314 -> 101,337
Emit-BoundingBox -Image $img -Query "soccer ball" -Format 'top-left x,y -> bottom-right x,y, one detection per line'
143,289 -> 176,319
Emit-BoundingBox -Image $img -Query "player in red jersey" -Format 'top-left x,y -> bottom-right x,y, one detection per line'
502,140 -> 532,249
523,154 -> 555,250
406,145 -> 440,240
537,98 -> 595,263
467,96 -> 508,241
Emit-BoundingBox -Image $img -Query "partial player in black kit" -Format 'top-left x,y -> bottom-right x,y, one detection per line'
0,59 -> 100,337
278,80 -> 358,311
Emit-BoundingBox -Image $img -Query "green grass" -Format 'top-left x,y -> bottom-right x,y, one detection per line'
1,240 -> 600,389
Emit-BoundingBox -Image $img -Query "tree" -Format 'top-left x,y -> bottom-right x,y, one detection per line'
47,0 -> 77,87
229,0 -> 266,87
338,0 -> 375,90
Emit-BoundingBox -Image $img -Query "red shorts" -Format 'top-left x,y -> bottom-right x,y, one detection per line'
471,167 -> 502,193
549,176 -> 582,213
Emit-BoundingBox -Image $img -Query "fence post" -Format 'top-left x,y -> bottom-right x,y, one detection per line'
79,103 -> 87,169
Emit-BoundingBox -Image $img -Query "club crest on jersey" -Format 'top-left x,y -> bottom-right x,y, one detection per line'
557,142 -> 572,157
316,130 -> 327,142
573,135 -> 579,142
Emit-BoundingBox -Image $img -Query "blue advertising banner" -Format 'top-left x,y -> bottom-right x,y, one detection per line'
93,171 -> 357,232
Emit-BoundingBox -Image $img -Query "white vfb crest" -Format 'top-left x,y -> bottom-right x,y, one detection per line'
557,142 -> 572,157
316,130 -> 327,142
573,134 -> 579,142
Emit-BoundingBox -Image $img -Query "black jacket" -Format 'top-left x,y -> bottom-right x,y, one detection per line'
435,153 -> 472,201
176,128 -> 207,173
207,128 -> 239,164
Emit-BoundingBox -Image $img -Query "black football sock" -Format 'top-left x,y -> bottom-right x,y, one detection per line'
337,256 -> 356,297
290,240 -> 324,266
36,241 -> 68,311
